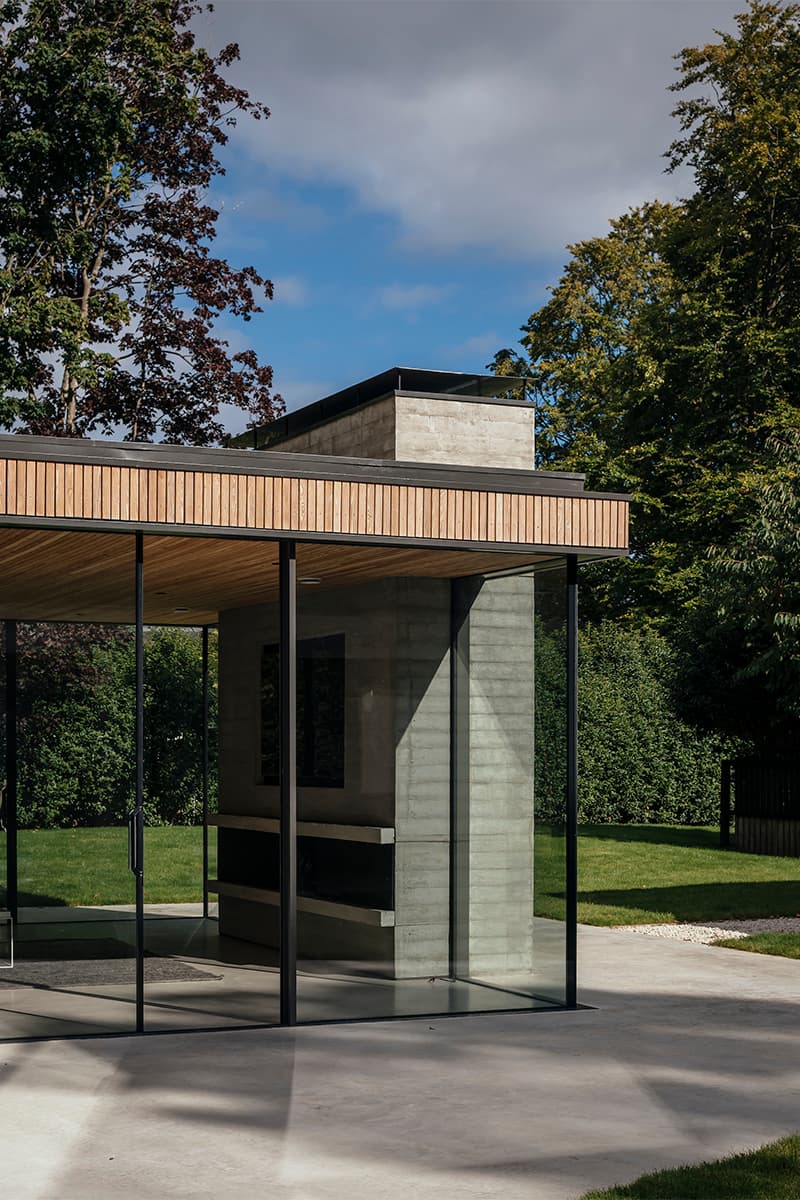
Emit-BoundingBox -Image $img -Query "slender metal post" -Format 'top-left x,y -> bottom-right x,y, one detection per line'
134,533 -> 145,1032
449,579 -> 472,981
720,760 -> 732,849
202,626 -> 210,918
279,540 -> 297,1026
565,555 -> 579,1008
5,620 -> 17,922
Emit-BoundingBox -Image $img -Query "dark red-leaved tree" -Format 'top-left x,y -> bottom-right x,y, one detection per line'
0,0 -> 282,443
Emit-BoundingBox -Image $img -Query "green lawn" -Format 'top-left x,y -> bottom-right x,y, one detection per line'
0,826 -> 216,906
579,1135 -> 800,1199
535,824 -> 800,926
2,822 -> 800,922
713,932 -> 800,959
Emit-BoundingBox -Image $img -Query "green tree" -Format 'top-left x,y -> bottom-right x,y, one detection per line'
3,623 -> 217,828
494,1 -> 800,627
144,627 -> 217,824
675,432 -> 800,751
0,0 -> 281,442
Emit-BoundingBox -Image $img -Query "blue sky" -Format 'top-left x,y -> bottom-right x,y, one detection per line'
194,0 -> 744,435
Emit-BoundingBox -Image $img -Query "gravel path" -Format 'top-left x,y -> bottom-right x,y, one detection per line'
612,916 -> 800,943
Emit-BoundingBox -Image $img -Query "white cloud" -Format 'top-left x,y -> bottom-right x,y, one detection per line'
199,0 -> 743,259
378,282 -> 454,310
273,275 -> 308,305
446,332 -> 504,360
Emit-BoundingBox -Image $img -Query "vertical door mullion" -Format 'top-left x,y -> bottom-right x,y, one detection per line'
279,540 -> 297,1025
135,533 -> 145,1032
202,625 -> 210,919
4,620 -> 17,923
565,555 -> 578,1007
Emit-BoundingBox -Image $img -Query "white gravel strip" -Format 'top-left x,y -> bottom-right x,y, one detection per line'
612,917 -> 800,944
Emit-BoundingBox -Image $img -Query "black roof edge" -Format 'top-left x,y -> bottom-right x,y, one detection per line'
227,366 -> 530,449
0,433 -> 631,502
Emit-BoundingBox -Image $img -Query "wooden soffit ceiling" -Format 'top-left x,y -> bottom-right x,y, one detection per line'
0,528 -> 552,625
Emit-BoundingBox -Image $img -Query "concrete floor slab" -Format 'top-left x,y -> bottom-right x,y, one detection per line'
1,924 -> 799,1200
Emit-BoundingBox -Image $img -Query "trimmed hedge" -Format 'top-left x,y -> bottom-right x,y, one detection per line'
5,626 -> 217,829
6,620 -> 728,830
578,622 -> 733,823
536,621 -> 735,824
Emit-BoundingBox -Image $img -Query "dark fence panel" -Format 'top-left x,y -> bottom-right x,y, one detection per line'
732,758 -> 800,857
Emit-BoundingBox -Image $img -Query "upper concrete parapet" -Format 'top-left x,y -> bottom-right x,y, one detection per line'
229,367 -> 535,471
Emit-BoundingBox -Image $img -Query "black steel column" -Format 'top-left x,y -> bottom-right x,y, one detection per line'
134,533 -> 145,1032
719,760 -> 732,849
4,620 -> 17,922
565,555 -> 579,1008
449,579 -> 472,982
279,540 -> 297,1026
202,625 -> 210,918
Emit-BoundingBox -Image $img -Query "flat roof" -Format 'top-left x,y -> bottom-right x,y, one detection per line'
0,433 -> 628,500
0,435 -> 631,596
227,366 -> 530,450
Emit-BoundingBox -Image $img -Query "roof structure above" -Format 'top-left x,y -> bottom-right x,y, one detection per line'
227,366 -> 529,451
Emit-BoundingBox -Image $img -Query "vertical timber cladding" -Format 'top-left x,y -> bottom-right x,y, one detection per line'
0,457 -> 629,551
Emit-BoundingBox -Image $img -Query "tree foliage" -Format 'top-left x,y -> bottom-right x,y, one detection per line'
493,1 -> 800,628
675,432 -> 800,751
533,620 -> 733,824
1,623 -> 217,828
0,0 -> 280,443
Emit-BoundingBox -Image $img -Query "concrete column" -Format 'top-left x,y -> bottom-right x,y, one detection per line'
453,574 -> 535,976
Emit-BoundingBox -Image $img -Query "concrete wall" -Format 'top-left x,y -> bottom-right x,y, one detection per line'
267,395 -> 396,460
392,580 -> 451,977
453,574 -> 535,976
394,395 -> 534,470
217,577 -> 452,978
269,392 -> 535,470
218,572 -> 536,981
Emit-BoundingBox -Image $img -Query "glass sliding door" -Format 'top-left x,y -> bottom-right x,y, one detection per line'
0,609 -> 139,1041
143,538 -> 282,1033
289,546 -> 569,1024
451,564 -> 568,1010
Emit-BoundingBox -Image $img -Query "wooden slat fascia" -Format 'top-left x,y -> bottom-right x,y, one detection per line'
0,457 -> 629,552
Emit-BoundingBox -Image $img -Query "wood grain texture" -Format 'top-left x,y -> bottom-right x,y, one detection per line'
0,457 -> 629,550
0,527 -> 552,624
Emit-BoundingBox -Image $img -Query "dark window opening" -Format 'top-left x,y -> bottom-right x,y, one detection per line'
261,633 -> 345,787
218,827 -> 393,911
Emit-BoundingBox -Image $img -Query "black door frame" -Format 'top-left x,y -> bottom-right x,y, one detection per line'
3,533 -> 574,1032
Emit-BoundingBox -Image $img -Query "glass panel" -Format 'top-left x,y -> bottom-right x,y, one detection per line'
451,565 -> 567,1009
0,623 -> 7,926
293,547 -> 565,1023
532,562 -> 569,1004
1,614 -> 138,1040
142,622 -> 280,1031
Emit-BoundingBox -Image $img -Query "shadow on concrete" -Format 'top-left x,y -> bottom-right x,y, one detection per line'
5,939 -> 799,1200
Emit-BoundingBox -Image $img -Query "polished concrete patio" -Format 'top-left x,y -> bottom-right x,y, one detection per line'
2,924 -> 799,1200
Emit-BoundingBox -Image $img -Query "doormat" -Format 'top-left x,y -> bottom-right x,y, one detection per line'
0,938 -> 223,988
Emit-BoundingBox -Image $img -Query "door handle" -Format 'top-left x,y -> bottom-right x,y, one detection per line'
128,809 -> 141,876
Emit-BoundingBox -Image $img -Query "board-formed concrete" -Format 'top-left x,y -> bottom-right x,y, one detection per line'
268,389 -> 536,470
3,926 -> 799,1200
217,577 -> 456,977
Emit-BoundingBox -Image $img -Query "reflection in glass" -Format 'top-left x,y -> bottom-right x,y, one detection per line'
290,558 -> 569,1022
261,634 -> 345,786
1,619 -> 138,1041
